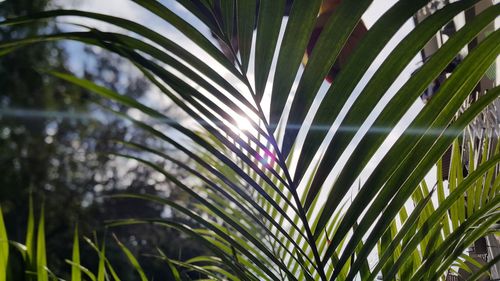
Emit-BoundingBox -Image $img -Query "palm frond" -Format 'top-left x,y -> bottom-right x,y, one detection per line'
1,0 -> 498,280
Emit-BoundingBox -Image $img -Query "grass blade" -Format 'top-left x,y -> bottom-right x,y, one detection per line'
156,248 -> 181,281
113,234 -> 148,281
25,196 -> 35,274
97,241 -> 106,281
0,206 -> 8,281
36,206 -> 48,281
71,226 -> 81,281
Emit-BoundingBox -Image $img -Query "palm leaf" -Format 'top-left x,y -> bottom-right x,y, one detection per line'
1,0 -> 499,280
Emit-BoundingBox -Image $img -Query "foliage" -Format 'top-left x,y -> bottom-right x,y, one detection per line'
0,0 -> 499,280
0,200 -> 165,281
0,0 -> 207,279
1,138 -> 497,280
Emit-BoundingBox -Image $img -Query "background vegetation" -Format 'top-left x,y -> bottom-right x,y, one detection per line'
0,0 -> 206,279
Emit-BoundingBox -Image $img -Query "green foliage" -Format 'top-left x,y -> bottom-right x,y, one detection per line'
0,205 -> 8,281
113,234 -> 148,281
0,0 -> 206,278
71,226 -> 81,281
0,0 -> 499,280
36,206 -> 47,281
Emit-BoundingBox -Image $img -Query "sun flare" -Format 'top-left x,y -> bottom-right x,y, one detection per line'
234,115 -> 253,132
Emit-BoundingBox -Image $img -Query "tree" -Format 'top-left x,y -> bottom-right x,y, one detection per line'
0,0 -> 498,280
0,0 -> 207,279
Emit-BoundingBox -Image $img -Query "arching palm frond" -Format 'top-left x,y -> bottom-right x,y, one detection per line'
0,0 -> 498,280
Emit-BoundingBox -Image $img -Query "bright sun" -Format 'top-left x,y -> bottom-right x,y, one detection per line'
234,115 -> 253,132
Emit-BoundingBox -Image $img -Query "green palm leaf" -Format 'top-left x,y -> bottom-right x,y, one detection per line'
1,0 -> 498,280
